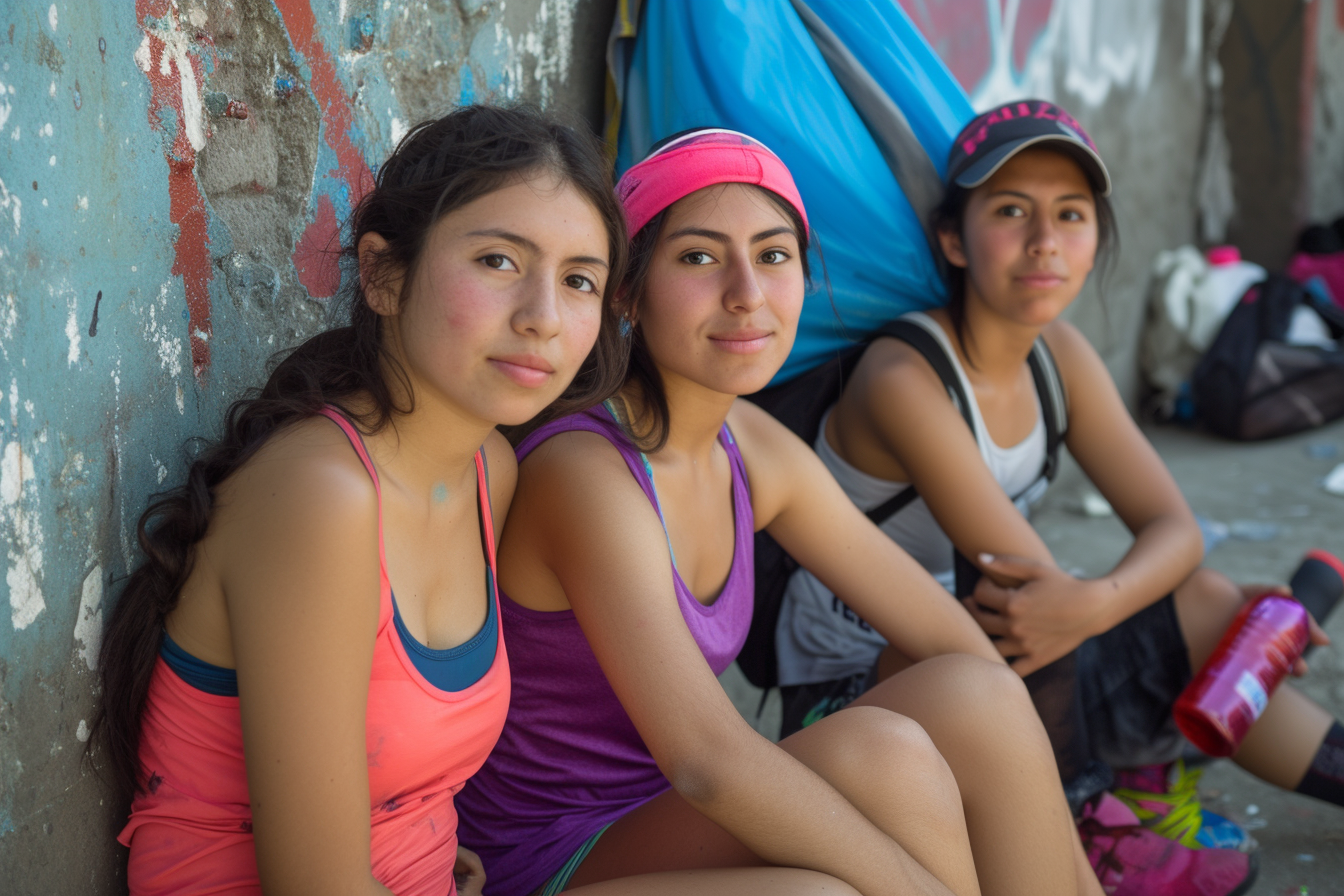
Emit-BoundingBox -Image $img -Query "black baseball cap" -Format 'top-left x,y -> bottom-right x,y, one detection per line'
946,99 -> 1111,196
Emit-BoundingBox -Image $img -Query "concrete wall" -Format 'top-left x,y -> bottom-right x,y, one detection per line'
1307,0 -> 1344,228
0,1 -> 613,891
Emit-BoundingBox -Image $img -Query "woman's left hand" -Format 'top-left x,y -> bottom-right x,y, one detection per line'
454,845 -> 486,896
965,553 -> 1108,677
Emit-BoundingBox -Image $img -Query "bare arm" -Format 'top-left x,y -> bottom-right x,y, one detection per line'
839,325 -> 1201,675
214,422 -> 394,896
729,401 -> 1001,667
1041,320 -> 1203,627
506,431 -> 953,896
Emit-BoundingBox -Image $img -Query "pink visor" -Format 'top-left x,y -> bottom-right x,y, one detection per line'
615,129 -> 809,239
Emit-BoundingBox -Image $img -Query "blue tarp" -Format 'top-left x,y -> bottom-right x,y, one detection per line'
612,0 -> 974,383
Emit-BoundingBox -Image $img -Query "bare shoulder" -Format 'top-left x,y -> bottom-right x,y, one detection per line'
512,425 -> 650,528
728,398 -> 828,527
727,397 -> 811,470
851,334 -> 952,410
209,415 -> 380,577
1041,318 -> 1105,375
510,425 -> 671,583
518,425 -> 633,485
1040,318 -> 1118,411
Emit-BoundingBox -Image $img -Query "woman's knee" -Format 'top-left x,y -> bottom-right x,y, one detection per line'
921,653 -> 1033,719
904,654 -> 1056,762
803,706 -> 951,786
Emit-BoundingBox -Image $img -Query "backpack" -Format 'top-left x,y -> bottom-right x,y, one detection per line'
1191,273 -> 1344,441
738,314 -> 1069,691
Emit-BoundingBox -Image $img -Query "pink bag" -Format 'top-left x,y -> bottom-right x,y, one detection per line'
1287,250 -> 1344,310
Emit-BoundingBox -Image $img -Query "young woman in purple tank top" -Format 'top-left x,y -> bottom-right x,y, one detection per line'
456,131 -> 1103,896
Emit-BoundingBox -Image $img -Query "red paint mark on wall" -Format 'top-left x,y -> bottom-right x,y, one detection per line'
136,0 -> 212,376
294,194 -> 342,299
898,0 -> 992,90
1011,0 -> 1055,74
169,161 -> 213,374
898,0 -> 1054,92
273,0 -> 374,299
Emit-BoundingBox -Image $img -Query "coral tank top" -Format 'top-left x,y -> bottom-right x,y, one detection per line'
118,407 -> 510,896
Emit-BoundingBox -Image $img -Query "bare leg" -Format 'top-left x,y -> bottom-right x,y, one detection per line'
1173,568 -> 1334,787
566,867 -> 861,896
568,705 -> 980,895
851,653 -> 1100,896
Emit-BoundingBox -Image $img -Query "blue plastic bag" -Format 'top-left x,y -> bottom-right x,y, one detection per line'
612,0 -> 974,382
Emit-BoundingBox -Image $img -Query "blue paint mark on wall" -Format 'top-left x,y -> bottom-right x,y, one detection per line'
0,0 -> 608,888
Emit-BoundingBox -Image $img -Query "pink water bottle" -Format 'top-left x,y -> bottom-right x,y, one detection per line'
1173,593 -> 1310,757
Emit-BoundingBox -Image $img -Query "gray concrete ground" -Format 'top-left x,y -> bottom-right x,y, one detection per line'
720,418 -> 1344,895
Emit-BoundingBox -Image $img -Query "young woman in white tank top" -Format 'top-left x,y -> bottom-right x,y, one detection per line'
775,99 -> 1343,896
777,311 -> 1046,688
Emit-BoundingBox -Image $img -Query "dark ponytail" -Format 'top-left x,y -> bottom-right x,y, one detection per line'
91,104 -> 628,801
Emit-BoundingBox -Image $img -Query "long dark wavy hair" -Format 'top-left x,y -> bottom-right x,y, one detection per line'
932,147 -> 1117,361
619,187 -> 811,451
90,104 -> 629,801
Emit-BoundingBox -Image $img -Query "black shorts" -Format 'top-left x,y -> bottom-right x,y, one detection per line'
1077,593 -> 1193,768
779,594 -> 1195,770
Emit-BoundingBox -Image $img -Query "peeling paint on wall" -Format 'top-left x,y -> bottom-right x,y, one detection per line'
72,566 -> 103,671
3,436 -> 45,632
0,176 -> 21,234
0,1 -> 613,889
135,0 -> 215,378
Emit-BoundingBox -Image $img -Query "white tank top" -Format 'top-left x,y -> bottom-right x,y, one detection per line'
775,312 -> 1048,687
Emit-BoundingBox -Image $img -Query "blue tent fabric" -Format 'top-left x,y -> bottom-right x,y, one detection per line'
612,0 -> 974,383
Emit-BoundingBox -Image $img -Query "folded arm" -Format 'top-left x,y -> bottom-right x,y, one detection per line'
509,428 -> 952,896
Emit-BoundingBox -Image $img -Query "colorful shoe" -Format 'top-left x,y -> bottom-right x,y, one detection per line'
1079,792 -> 1258,896
1113,760 -> 1256,852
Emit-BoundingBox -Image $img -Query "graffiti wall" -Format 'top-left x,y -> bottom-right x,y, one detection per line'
3,1 -> 1340,890
0,1 -> 611,890
898,0 -> 1204,110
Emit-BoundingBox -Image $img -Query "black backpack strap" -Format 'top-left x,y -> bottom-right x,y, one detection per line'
864,486 -> 919,525
874,319 -> 1066,597
874,318 -> 976,430
859,318 -> 976,527
1025,336 -> 1069,483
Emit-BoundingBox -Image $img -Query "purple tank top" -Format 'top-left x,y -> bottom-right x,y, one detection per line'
455,405 -> 755,896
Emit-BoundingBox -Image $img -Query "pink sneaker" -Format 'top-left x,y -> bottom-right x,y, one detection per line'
1112,761 -> 1255,852
1078,793 -> 1258,895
